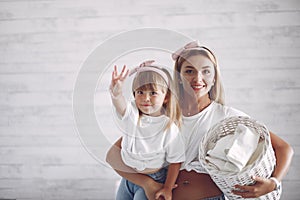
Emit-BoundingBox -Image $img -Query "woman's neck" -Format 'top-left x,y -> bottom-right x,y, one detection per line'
197,96 -> 211,112
182,94 -> 211,116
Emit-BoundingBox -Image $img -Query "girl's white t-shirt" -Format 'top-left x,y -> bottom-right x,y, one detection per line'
181,101 -> 248,173
114,101 -> 185,171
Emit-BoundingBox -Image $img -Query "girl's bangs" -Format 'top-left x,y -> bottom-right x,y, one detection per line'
133,71 -> 168,91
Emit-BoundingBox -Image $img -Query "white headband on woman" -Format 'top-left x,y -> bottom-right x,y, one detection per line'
129,60 -> 169,86
172,40 -> 214,61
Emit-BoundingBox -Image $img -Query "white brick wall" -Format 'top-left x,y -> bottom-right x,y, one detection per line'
0,0 -> 299,199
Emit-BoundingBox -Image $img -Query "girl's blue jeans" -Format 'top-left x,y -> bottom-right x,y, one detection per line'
116,167 -> 225,200
116,167 -> 167,200
204,194 -> 226,200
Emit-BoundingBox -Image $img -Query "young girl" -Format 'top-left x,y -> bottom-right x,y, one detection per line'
109,60 -> 185,200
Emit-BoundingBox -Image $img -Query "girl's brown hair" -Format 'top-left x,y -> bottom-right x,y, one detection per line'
132,66 -> 181,129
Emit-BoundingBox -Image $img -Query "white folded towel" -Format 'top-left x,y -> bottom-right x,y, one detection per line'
207,134 -> 241,172
206,155 -> 241,172
225,124 -> 260,171
207,134 -> 235,161
206,124 -> 260,172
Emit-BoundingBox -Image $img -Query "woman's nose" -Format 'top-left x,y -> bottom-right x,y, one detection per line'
193,72 -> 202,81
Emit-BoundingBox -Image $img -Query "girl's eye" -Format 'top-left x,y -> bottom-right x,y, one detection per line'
150,91 -> 158,96
136,91 -> 143,95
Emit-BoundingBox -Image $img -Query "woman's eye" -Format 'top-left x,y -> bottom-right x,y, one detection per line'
185,69 -> 194,74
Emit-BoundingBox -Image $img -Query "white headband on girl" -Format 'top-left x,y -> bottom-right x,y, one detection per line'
129,60 -> 170,86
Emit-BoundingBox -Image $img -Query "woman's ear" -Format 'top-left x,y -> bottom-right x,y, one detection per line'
164,98 -> 169,104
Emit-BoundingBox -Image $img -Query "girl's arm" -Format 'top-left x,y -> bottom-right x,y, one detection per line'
106,137 -> 164,200
155,163 -> 181,200
110,65 -> 128,116
232,131 -> 294,198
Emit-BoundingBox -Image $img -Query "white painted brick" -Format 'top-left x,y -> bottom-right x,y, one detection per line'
0,92 -> 72,106
0,147 -> 101,165
0,0 -> 299,199
0,12 -> 299,35
0,62 -> 81,73
1,0 -> 299,19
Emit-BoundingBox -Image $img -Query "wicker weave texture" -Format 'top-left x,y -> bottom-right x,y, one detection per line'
199,116 -> 281,200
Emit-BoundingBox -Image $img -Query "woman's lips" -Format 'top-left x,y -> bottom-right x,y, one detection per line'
191,84 -> 205,90
141,104 -> 151,106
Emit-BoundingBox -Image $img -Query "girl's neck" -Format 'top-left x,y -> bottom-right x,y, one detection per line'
140,110 -> 163,117
182,94 -> 211,116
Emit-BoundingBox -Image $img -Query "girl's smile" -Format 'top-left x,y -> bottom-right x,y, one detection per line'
134,88 -> 167,117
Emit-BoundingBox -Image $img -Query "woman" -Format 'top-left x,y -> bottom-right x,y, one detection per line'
106,41 -> 294,200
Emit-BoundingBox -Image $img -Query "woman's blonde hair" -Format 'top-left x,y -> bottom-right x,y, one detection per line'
173,47 -> 225,106
132,66 -> 181,129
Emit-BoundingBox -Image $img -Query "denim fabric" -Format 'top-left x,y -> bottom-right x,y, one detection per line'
203,194 -> 226,200
116,167 -> 167,200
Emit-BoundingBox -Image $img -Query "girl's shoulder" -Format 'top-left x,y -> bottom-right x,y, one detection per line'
165,121 -> 180,135
164,122 -> 183,145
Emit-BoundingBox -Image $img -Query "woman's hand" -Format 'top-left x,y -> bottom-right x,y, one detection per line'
110,65 -> 129,97
232,176 -> 276,198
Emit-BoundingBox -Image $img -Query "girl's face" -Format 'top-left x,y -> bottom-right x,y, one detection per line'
180,54 -> 215,99
134,86 -> 167,117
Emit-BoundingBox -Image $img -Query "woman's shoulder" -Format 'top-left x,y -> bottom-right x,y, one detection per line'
212,101 -> 249,117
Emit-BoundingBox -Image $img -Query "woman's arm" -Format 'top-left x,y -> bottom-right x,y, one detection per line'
269,131 -> 294,181
155,163 -> 181,200
232,131 -> 294,198
106,137 -> 164,200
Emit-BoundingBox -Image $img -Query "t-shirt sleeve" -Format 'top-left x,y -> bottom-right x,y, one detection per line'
165,125 -> 186,164
112,101 -> 138,129
226,106 -> 249,118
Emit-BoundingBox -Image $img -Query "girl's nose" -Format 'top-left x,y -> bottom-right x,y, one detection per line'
144,93 -> 150,101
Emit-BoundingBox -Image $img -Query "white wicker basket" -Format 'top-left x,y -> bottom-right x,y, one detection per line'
199,116 -> 281,200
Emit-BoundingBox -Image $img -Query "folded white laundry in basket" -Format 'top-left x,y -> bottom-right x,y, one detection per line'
226,124 -> 260,171
207,124 -> 260,172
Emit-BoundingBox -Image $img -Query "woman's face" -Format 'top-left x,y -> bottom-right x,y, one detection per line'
180,54 -> 215,99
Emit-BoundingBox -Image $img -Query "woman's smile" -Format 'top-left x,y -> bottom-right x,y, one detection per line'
191,84 -> 205,90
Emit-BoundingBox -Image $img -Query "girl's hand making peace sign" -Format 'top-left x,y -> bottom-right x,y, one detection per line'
110,65 -> 129,98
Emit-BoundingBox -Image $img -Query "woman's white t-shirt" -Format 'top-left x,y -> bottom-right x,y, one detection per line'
114,101 -> 185,171
181,101 -> 248,173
